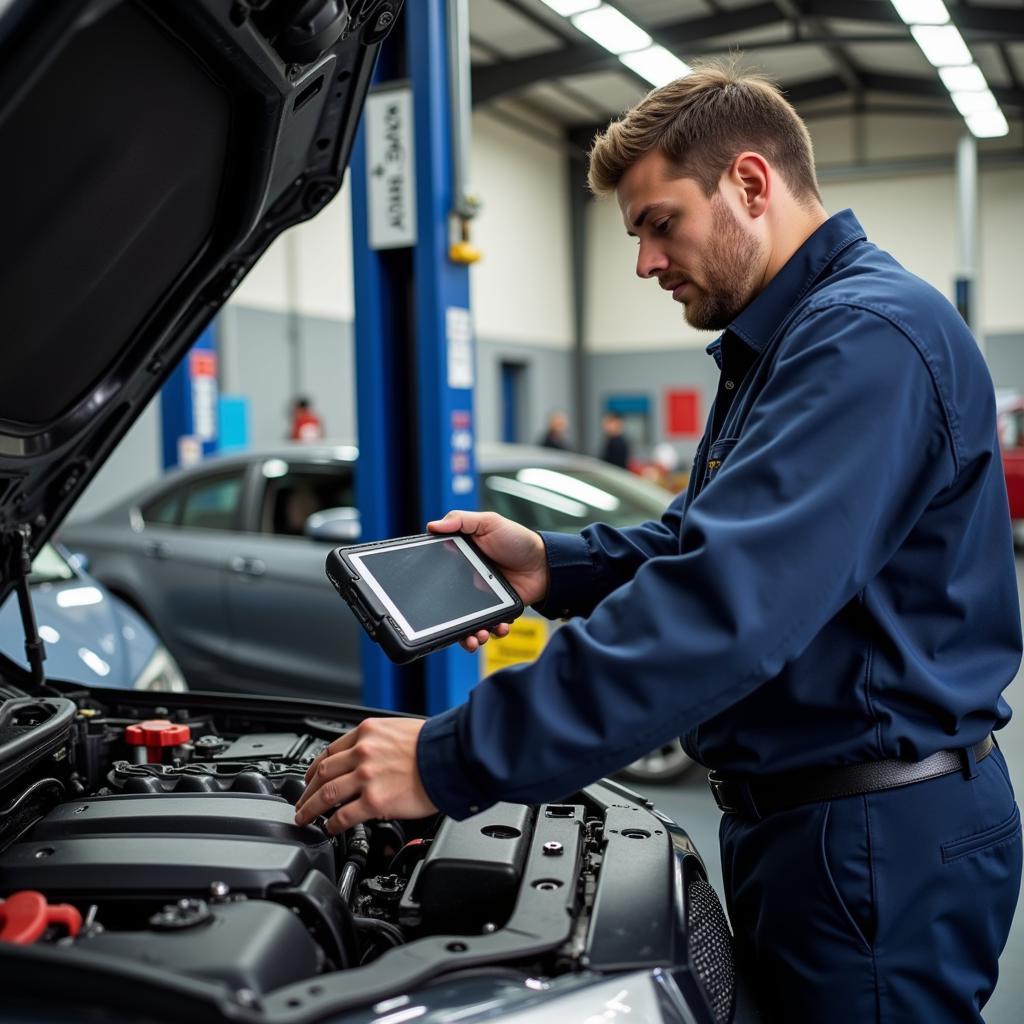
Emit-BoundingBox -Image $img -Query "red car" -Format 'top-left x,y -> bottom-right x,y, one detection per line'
999,399 -> 1024,523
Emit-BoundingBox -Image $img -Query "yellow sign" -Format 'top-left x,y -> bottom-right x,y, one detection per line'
482,615 -> 549,676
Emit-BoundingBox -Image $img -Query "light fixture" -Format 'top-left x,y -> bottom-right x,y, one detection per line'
891,0 -> 949,25
950,88 -> 997,117
910,24 -> 973,67
619,45 -> 692,87
938,64 -> 986,92
538,0 -> 599,15
572,5 -> 651,55
965,108 -> 1009,138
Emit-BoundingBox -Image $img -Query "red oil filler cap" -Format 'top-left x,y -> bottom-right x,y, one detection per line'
125,719 -> 191,763
0,891 -> 82,944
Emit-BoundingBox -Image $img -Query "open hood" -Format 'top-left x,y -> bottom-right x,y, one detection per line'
0,0 -> 401,602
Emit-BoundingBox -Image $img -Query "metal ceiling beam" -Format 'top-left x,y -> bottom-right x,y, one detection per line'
803,0 -> 1024,34
471,2 -> 783,105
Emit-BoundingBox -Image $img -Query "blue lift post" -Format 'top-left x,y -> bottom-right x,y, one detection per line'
351,0 -> 480,715
160,324 -> 219,470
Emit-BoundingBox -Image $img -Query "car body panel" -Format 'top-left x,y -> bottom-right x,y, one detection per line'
0,545 -> 159,689
61,443 -> 673,701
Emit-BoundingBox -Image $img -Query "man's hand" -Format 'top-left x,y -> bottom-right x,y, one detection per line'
293,718 -> 437,833
427,510 -> 550,652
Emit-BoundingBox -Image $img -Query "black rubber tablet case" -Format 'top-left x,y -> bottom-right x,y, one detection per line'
325,533 -> 525,665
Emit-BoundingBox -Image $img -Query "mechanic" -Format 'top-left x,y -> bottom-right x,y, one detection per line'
295,63 -> 1023,1022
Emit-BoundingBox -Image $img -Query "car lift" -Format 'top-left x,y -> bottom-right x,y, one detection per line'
350,0 -> 481,715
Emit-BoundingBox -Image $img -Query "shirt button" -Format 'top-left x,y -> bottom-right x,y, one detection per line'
469,805 -> 480,814
724,380 -> 735,391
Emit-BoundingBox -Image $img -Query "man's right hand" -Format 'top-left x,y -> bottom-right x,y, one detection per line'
427,510 -> 550,652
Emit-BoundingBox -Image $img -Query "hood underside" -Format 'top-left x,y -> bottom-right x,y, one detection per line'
0,0 -> 400,600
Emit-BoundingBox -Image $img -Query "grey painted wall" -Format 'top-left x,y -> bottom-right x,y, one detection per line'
64,317 -> 1024,526
585,346 -> 721,468
474,338 -> 574,447
222,306 -> 576,450
985,333 -> 1024,392
219,305 -> 356,446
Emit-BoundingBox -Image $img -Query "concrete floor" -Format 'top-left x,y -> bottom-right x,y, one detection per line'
632,554 -> 1024,1023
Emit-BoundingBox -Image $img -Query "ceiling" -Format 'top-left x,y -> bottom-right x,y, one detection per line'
467,0 -> 1024,143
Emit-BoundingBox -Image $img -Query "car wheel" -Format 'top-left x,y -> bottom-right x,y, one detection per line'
618,739 -> 693,784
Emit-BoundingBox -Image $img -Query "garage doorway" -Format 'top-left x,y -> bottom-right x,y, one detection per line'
499,360 -> 528,443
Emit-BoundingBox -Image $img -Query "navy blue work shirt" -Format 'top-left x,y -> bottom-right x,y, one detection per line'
418,209 -> 1022,819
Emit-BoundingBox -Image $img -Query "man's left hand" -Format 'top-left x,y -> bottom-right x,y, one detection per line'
293,718 -> 437,833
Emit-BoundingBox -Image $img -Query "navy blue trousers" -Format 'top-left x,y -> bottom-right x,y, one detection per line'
720,745 -> 1022,1022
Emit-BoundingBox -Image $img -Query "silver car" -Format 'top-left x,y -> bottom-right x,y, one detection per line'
62,443 -> 693,781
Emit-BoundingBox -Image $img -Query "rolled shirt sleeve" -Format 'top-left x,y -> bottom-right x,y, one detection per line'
419,305 -> 956,819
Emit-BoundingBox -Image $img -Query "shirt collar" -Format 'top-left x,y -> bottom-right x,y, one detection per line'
726,209 -> 866,354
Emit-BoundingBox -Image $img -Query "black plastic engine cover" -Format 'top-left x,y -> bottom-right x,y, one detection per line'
70,899 -> 323,995
401,803 -> 533,934
0,793 -> 334,900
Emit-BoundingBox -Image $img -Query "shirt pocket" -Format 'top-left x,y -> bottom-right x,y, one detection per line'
702,437 -> 740,488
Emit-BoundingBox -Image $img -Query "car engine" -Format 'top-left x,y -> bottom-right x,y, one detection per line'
0,689 -> 737,1023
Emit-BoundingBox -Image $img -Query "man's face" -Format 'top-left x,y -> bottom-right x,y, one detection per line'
617,149 -> 766,331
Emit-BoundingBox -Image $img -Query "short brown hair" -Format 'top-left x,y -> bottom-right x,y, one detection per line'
588,60 -> 821,205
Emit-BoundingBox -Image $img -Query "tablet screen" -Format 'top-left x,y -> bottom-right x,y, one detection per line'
350,536 -> 516,640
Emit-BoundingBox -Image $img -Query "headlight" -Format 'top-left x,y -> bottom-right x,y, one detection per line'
133,645 -> 188,692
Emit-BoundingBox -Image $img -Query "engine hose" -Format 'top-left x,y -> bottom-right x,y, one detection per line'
338,823 -> 370,905
353,915 -> 404,962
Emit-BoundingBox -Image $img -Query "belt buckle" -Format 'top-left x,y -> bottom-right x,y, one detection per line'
708,770 -> 761,819
707,771 -> 734,812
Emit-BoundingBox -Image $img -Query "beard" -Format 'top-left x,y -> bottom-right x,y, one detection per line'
682,194 -> 765,331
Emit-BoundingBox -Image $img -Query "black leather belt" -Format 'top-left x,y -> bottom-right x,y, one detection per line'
708,734 -> 994,819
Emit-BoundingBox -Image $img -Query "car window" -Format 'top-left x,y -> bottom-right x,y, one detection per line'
258,462 -> 356,537
29,543 -> 76,584
180,472 -> 245,531
481,465 -> 668,533
142,489 -> 183,527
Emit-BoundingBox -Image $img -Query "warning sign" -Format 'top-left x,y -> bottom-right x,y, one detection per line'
482,616 -> 549,677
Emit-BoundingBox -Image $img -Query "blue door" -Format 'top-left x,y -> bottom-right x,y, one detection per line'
500,362 -> 524,443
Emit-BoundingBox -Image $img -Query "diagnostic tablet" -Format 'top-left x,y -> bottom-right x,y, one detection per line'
326,533 -> 525,664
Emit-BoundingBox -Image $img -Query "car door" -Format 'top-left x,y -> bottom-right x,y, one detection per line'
222,456 -> 362,702
129,468 -> 246,688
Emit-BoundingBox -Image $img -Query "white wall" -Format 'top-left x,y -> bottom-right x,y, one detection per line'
227,108 -> 574,351
585,152 -> 1024,354
469,110 -> 573,348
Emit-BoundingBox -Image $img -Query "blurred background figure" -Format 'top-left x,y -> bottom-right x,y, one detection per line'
538,410 -> 571,450
600,411 -> 630,469
290,396 -> 325,442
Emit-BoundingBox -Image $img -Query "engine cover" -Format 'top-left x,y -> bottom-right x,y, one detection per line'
0,792 -> 334,900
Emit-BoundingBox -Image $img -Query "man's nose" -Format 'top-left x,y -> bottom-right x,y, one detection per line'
636,242 -> 668,280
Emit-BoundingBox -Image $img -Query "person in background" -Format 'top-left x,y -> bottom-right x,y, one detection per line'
538,410 -> 571,450
600,411 -> 630,469
290,396 -> 325,442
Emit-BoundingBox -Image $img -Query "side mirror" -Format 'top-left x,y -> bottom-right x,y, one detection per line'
304,507 -> 361,544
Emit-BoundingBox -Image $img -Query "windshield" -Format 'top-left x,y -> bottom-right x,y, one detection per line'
29,543 -> 77,585
481,464 -> 671,533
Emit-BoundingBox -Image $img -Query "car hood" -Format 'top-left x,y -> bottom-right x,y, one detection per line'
0,577 -> 157,688
0,0 -> 401,606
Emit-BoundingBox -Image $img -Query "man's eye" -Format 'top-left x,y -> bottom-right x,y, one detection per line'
655,219 -> 671,234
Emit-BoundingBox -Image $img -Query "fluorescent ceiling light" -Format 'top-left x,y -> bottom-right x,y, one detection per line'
538,0 -> 599,15
951,88 -> 997,117
938,64 -> 986,92
966,108 -> 1009,138
572,5 -> 652,55
910,24 -> 972,66
891,0 -> 949,25
619,45 -> 692,87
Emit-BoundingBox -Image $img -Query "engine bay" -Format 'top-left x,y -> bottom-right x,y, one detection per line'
0,686 -> 734,1023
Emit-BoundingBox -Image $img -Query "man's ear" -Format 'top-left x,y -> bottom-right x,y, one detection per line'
728,152 -> 770,218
